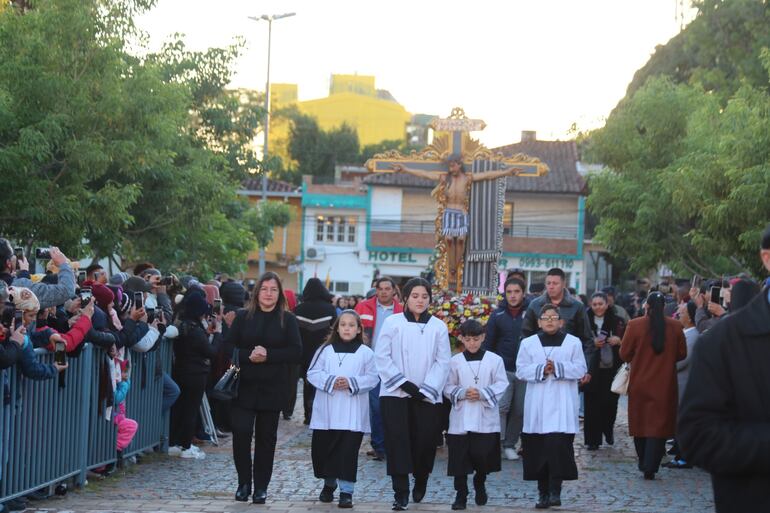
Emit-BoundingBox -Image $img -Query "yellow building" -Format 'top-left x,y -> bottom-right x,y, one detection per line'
269,74 -> 412,167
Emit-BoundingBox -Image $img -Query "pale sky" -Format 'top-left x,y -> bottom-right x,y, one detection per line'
137,0 -> 695,148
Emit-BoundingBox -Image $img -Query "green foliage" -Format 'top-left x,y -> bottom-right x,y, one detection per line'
0,0 -> 275,277
587,76 -> 770,278
245,200 -> 292,249
360,139 -> 411,162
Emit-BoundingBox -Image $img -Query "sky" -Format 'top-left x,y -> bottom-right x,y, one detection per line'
137,0 -> 696,148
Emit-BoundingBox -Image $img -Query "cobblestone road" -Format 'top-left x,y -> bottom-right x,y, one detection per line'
26,397 -> 714,513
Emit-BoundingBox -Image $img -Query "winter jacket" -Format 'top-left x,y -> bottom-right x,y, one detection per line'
33,315 -> 92,352
482,297 -> 529,372
678,287 -> 770,513
355,296 -> 404,340
12,262 -> 76,310
172,320 -> 221,376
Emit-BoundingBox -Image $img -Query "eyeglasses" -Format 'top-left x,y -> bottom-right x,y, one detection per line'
539,316 -> 561,322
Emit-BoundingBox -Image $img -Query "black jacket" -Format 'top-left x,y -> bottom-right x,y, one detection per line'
225,307 -> 302,411
173,320 -> 221,376
0,339 -> 20,370
678,287 -> 770,513
482,297 -> 529,372
293,299 -> 337,371
586,307 -> 626,373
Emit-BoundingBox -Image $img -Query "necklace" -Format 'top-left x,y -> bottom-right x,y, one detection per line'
542,346 -> 556,360
336,353 -> 348,367
466,360 -> 482,384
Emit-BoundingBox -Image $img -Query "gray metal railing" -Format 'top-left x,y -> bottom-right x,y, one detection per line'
1,341 -> 171,502
369,219 -> 578,239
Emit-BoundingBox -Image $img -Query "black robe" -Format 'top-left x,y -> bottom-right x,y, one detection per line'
678,287 -> 770,513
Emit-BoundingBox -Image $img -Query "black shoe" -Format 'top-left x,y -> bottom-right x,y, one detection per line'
412,478 -> 427,503
282,414 -> 292,421
372,452 -> 385,461
392,492 -> 409,511
338,492 -> 353,508
535,492 -> 550,509
474,485 -> 488,506
252,489 -> 267,504
303,417 -> 311,425
586,444 -> 599,451
643,472 -> 655,480
451,492 -> 467,510
235,483 -> 251,502
319,485 -> 336,503
549,493 -> 562,506
605,432 -> 614,445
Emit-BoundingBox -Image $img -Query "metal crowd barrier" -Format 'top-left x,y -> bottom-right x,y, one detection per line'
0,340 -> 172,503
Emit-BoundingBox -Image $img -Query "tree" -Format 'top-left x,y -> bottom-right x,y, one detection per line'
246,200 -> 292,249
0,0 -> 275,277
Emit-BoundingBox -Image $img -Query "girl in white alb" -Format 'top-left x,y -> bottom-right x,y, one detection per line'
308,310 -> 378,509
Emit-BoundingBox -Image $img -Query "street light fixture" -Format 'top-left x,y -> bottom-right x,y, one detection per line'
248,12 -> 296,276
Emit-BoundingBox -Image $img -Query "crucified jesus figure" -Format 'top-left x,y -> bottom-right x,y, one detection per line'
392,154 -> 521,289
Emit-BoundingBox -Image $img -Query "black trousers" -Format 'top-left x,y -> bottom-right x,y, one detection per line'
170,372 -> 207,449
633,437 -> 666,474
231,408 -> 280,489
302,376 -> 315,423
381,396 -> 443,493
583,368 -> 620,446
282,364 -> 300,418
454,473 -> 486,494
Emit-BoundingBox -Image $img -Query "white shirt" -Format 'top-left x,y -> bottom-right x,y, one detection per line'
516,333 -> 587,434
375,313 -> 452,404
307,343 -> 378,433
444,351 -> 509,434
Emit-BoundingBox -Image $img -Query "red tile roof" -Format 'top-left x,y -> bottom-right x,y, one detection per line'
241,177 -> 301,193
363,140 -> 585,195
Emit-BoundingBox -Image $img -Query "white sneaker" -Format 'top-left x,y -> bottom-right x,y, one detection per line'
168,445 -> 182,456
180,447 -> 204,459
504,448 -> 519,460
190,445 -> 203,454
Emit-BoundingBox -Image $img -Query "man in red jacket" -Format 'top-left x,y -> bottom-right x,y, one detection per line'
355,277 -> 403,461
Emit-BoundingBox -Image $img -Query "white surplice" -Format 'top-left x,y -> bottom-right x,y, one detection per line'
443,351 -> 509,434
307,343 -> 379,433
515,333 -> 587,434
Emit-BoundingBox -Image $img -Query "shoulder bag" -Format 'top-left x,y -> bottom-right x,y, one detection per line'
610,362 -> 630,395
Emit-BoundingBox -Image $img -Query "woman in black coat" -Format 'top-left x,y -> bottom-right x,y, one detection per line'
170,290 -> 222,456
583,291 -> 626,450
293,278 -> 337,424
226,272 -> 302,504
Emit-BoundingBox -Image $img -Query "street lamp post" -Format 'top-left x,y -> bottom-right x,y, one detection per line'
248,12 -> 295,277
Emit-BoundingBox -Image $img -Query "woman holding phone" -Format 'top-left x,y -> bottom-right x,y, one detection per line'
583,292 -> 625,450
225,272 -> 302,504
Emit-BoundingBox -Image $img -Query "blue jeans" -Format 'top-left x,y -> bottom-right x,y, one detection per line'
325,477 -> 354,494
162,373 -> 180,414
368,381 -> 385,454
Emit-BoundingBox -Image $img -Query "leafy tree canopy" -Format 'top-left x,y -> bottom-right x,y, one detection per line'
0,0 -> 279,277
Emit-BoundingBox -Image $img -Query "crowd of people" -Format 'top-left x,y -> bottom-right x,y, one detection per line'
1,224 -> 768,513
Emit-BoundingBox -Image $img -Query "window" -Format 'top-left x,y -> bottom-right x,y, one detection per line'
314,215 -> 356,245
330,281 -> 350,293
503,202 -> 514,235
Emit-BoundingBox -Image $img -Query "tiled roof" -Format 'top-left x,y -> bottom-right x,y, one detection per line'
363,140 -> 585,195
241,177 -> 301,194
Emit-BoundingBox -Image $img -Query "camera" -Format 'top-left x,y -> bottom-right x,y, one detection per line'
160,276 -> 174,286
54,341 -> 66,365
35,247 -> 51,260
79,288 -> 92,307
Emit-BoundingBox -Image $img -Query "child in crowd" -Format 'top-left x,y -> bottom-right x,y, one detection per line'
308,310 -> 378,509
444,320 -> 509,510
516,304 -> 587,509
114,359 -> 138,455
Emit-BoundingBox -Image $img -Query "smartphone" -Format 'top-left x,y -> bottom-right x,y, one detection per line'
146,308 -> 156,323
54,341 -> 66,365
691,274 -> 702,290
133,291 -> 144,310
710,286 -> 721,304
213,298 -> 222,315
13,309 -> 23,329
160,276 -> 174,286
35,247 -> 51,259
79,287 -> 92,308
1,305 -> 14,329
13,247 -> 24,269
93,271 -> 103,281
77,270 -> 87,285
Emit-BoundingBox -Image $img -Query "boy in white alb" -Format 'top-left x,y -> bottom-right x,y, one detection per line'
308,310 -> 379,509
516,304 -> 587,509
444,320 -> 509,510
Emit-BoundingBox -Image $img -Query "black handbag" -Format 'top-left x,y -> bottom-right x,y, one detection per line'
209,350 -> 240,401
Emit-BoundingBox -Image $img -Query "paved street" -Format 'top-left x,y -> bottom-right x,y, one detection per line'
26,397 -> 714,513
